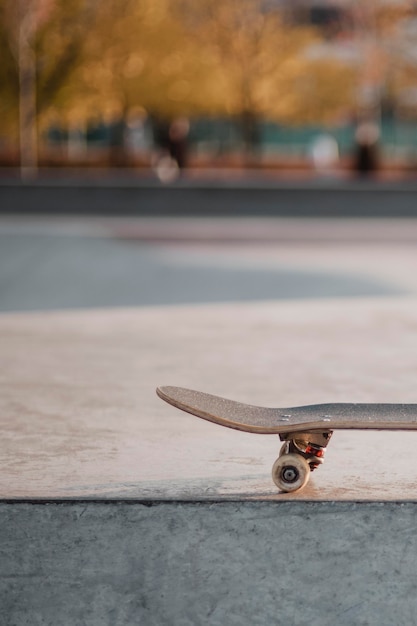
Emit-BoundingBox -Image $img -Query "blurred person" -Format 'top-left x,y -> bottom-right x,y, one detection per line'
67,122 -> 87,161
310,134 -> 339,175
168,117 -> 190,170
108,113 -> 127,167
353,121 -> 380,177
125,106 -> 153,164
152,117 -> 190,183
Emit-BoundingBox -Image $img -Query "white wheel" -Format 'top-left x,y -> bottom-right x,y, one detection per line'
272,453 -> 310,493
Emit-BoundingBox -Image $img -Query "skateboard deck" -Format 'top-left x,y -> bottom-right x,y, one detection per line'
157,386 -> 417,492
156,386 -> 417,434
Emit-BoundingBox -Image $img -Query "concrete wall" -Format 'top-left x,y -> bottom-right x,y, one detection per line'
1,500 -> 416,626
2,180 -> 417,216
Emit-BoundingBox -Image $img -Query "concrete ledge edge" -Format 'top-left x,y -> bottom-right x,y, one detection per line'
2,499 -> 417,507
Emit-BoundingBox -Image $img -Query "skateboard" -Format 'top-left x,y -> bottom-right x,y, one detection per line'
156,385 -> 417,492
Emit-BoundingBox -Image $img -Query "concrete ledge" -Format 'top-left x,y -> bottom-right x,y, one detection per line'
2,180 -> 417,216
2,500 -> 417,625
2,299 -> 417,623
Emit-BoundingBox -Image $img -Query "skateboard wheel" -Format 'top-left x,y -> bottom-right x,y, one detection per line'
272,453 -> 310,492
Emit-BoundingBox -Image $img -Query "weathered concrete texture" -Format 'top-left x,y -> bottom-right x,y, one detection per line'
1,501 -> 417,626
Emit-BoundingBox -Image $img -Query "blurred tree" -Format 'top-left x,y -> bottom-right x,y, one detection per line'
0,0 -> 53,174
0,0 -> 128,173
382,6 -> 417,121
0,0 -> 359,167
351,0 -> 415,121
173,0 -> 355,150
0,2 -> 20,138
69,0 -> 225,119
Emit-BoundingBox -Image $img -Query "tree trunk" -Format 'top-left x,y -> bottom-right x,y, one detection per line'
18,1 -> 38,179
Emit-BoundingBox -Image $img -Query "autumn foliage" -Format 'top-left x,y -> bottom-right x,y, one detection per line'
0,0 -> 358,144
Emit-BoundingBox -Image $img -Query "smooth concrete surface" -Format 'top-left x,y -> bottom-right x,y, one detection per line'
2,298 -> 417,501
0,217 -> 409,312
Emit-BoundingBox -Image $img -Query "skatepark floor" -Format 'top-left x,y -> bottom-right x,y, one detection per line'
2,214 -> 417,624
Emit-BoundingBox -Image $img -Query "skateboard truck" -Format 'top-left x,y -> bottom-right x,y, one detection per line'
272,430 -> 333,492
